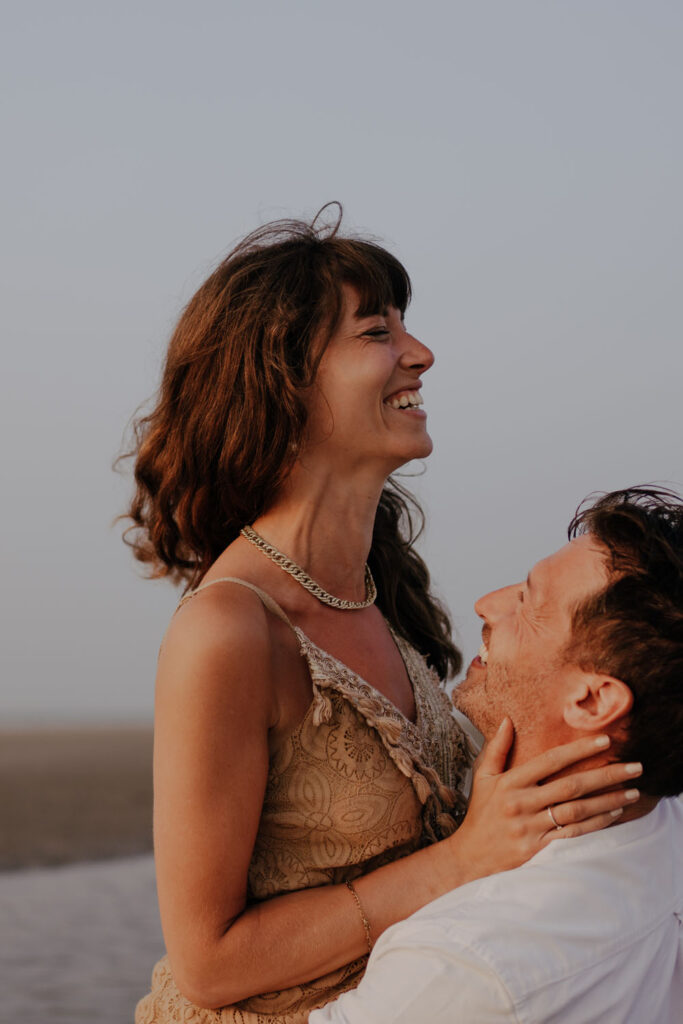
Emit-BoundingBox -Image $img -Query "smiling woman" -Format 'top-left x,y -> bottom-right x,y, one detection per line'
121,205 -> 639,1023
296,283 -> 434,489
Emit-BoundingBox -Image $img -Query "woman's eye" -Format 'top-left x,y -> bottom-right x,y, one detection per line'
365,328 -> 390,340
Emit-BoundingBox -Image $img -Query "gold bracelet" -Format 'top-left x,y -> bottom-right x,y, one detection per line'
345,879 -> 373,954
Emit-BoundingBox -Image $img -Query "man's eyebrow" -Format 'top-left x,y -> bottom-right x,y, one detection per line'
526,569 -> 546,604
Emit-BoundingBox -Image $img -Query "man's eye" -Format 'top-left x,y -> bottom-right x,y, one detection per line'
518,590 -> 524,603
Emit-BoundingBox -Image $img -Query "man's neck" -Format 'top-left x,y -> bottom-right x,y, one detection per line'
509,732 -> 657,826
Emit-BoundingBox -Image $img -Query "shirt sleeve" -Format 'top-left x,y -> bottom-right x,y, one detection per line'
309,930 -> 516,1024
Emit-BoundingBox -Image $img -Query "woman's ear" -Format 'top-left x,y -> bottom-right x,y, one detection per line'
562,672 -> 633,732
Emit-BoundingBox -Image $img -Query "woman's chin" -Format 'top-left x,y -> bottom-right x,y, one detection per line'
383,436 -> 433,472
402,434 -> 433,461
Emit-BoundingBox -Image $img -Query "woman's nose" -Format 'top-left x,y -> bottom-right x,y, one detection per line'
400,331 -> 435,372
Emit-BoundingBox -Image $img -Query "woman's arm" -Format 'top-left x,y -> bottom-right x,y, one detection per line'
154,592 -> 640,1011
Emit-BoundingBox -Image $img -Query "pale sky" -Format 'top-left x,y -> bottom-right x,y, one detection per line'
2,1 -> 681,722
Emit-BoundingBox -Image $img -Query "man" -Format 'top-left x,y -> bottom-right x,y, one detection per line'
312,487 -> 683,1023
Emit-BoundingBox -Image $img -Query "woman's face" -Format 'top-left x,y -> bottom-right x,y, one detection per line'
303,285 -> 435,474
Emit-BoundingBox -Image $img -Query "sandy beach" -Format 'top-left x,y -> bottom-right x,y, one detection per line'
2,726 -> 164,1022
0,726 -> 154,869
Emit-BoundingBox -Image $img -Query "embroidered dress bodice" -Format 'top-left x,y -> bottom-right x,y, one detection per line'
136,578 -> 470,1024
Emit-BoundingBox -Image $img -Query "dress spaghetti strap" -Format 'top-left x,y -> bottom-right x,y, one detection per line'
176,576 -> 297,633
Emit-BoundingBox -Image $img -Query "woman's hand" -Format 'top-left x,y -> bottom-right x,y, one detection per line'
452,717 -> 643,882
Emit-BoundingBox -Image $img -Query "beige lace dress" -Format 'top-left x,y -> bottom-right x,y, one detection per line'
136,578 -> 471,1024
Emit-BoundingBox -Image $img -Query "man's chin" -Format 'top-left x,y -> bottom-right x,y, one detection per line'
452,676 -> 504,740
452,685 -> 485,735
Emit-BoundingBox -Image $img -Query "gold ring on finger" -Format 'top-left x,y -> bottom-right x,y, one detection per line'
547,805 -> 562,830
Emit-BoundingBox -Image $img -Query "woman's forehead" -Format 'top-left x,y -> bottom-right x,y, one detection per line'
340,282 -> 398,320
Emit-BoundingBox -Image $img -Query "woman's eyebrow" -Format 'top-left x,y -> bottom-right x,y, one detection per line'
354,306 -> 389,320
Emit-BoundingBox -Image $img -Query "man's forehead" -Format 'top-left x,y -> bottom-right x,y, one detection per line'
530,534 -> 609,606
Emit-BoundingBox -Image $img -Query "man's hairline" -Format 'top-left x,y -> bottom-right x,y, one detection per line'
560,531 -> 618,672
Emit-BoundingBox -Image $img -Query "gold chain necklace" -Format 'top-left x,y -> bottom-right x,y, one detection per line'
240,524 -> 377,610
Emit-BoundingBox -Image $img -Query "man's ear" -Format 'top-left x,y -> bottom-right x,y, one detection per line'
562,671 -> 633,732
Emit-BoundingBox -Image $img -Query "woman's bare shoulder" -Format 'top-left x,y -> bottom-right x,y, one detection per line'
156,582 -> 277,711
170,580 -> 273,640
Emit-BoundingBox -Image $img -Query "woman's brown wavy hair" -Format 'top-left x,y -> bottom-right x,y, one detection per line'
120,206 -> 461,679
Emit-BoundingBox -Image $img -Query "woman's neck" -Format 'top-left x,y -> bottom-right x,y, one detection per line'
252,462 -> 386,602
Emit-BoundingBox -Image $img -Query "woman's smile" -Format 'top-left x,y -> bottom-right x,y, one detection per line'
383,387 -> 426,415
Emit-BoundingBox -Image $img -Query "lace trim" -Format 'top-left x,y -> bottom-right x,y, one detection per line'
293,628 -> 468,842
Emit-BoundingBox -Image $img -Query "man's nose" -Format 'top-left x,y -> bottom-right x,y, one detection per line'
474,592 -> 492,622
475,584 -> 518,622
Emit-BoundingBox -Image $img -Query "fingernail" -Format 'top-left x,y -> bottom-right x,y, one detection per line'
594,736 -> 610,748
625,789 -> 640,801
610,808 -> 624,818
625,763 -> 643,776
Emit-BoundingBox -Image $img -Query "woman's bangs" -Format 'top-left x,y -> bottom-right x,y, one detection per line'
335,242 -> 412,319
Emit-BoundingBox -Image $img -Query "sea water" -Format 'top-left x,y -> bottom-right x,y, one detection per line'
0,855 -> 164,1023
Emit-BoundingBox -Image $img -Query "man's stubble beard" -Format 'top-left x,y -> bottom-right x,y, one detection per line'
453,659 -> 552,743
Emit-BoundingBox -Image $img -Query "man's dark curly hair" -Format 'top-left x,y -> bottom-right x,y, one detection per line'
566,486 -> 683,797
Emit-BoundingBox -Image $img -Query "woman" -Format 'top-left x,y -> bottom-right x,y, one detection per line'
126,208 -> 638,1023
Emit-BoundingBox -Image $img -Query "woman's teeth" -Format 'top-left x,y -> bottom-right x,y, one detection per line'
479,643 -> 489,666
385,391 -> 424,410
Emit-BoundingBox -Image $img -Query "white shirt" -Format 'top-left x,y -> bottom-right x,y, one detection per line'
312,798 -> 683,1024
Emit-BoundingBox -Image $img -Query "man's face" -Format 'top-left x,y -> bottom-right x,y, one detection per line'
453,534 -> 609,752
